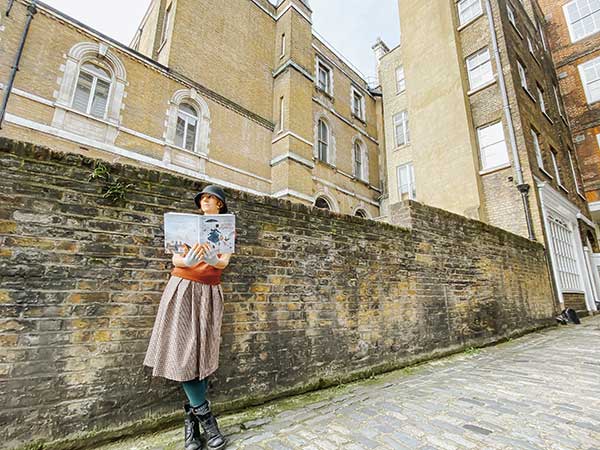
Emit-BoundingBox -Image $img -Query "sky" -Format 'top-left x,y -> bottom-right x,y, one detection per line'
41,0 -> 400,80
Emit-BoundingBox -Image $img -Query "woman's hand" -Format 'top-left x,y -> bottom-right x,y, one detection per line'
181,244 -> 205,267
201,243 -> 219,266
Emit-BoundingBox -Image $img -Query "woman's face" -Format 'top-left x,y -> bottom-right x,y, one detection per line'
200,194 -> 222,214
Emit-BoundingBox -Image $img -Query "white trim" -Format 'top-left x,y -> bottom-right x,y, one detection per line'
589,201 -> 600,212
272,189 -> 315,203
467,77 -> 497,96
537,178 -> 596,309
0,84 -> 55,107
479,163 -> 512,176
563,0 -> 600,43
315,56 -> 334,96
578,56 -> 600,105
5,113 -> 272,187
271,130 -> 314,147
577,211 -> 596,229
270,152 -> 315,169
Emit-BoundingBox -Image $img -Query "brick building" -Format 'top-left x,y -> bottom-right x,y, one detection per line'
376,0 -> 599,314
537,0 -> 600,226
0,0 -> 383,218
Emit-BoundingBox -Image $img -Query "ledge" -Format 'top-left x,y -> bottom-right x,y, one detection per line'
468,78 -> 497,96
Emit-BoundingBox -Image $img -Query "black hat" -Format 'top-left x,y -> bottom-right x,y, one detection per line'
194,185 -> 228,213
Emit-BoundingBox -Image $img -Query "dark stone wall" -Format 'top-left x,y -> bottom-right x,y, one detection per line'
0,138 -> 556,449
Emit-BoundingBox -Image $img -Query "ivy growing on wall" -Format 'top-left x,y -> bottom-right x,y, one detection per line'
88,162 -> 134,203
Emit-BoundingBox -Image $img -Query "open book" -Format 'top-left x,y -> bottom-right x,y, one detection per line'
164,213 -> 236,254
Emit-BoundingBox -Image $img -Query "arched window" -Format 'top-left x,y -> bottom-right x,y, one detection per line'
355,209 -> 367,218
72,63 -> 112,119
317,119 -> 329,163
353,141 -> 363,179
175,103 -> 199,151
314,196 -> 331,210
166,89 -> 211,156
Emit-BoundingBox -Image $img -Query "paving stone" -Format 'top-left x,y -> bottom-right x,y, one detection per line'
92,317 -> 600,450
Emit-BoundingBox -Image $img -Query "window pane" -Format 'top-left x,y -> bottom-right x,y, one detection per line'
90,78 -> 110,118
185,120 -> 197,151
175,116 -> 186,148
459,0 -> 482,25
478,122 -> 509,170
73,71 -> 93,113
467,49 -> 492,90
179,103 -> 197,118
82,63 -> 109,80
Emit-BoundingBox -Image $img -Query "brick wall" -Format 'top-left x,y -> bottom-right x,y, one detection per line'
0,138 -> 557,449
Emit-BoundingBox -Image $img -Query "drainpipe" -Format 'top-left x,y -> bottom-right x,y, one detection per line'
484,0 -> 535,241
0,0 -> 38,129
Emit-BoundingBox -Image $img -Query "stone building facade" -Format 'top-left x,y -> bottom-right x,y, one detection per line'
0,0 -> 382,218
537,0 -> 600,226
377,0 -> 599,314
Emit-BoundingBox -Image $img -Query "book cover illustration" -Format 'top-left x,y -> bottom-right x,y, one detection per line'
164,213 -> 236,254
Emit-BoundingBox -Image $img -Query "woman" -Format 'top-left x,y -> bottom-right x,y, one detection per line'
144,185 -> 231,450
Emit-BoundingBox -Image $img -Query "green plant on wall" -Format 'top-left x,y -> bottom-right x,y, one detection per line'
88,162 -> 134,203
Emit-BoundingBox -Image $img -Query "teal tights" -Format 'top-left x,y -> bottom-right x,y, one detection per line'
182,378 -> 208,407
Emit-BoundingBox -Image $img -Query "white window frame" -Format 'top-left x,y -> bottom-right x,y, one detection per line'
538,20 -> 548,51
317,119 -> 330,163
517,60 -> 529,91
531,128 -> 545,169
352,138 -> 369,182
578,56 -> 600,105
554,84 -> 564,118
175,103 -> 199,152
316,58 -> 333,95
393,110 -> 410,148
537,84 -> 547,114
71,63 -> 112,119
477,121 -> 510,171
527,35 -> 535,56
548,216 -> 582,292
564,0 -> 600,43
466,47 -> 494,90
507,3 -> 517,27
161,3 -> 172,45
351,86 -> 366,121
568,150 -> 584,196
396,65 -> 406,94
551,149 -> 563,186
458,0 -> 483,26
397,163 -> 416,200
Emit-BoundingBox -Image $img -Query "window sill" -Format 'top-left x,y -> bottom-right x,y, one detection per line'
511,21 -> 523,39
457,13 -> 484,31
57,103 -> 112,126
479,163 -> 512,176
559,184 -> 569,194
352,112 -> 366,124
561,115 -> 569,127
166,142 -> 206,159
316,86 -> 334,101
394,143 -> 411,151
396,89 -> 406,96
316,159 -> 336,170
539,166 -> 554,180
523,87 -> 537,102
578,192 -> 587,201
353,176 -> 370,186
468,78 -> 497,96
530,51 -> 540,66
542,111 -> 554,124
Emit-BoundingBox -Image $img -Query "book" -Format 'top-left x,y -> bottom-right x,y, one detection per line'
164,213 -> 236,254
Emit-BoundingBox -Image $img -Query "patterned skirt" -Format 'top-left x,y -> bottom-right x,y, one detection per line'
144,276 -> 224,382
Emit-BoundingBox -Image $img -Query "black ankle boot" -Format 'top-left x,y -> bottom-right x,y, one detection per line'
191,401 -> 227,450
184,403 -> 203,450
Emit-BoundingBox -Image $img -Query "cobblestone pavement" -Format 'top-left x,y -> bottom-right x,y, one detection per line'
100,317 -> 600,450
